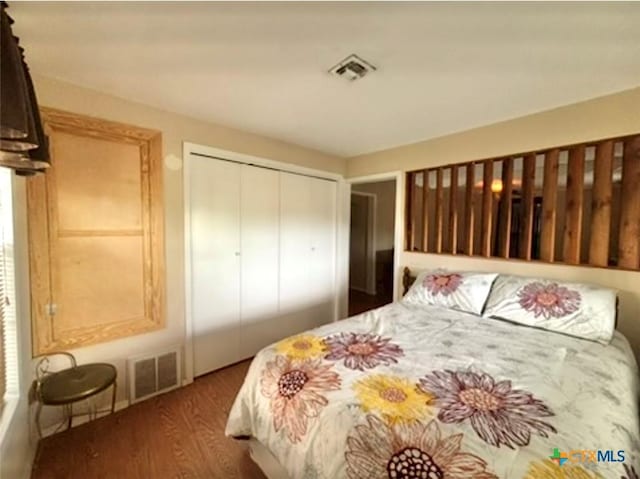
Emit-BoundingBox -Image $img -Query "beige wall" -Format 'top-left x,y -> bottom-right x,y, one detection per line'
347,86 -> 640,363
348,87 -> 640,176
8,75 -> 345,445
35,75 -> 346,175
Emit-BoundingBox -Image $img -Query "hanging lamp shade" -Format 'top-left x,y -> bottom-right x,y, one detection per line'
14,45 -> 49,172
0,5 -> 32,142
0,1 -> 50,174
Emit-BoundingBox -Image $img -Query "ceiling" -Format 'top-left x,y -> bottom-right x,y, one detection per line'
10,2 -> 640,157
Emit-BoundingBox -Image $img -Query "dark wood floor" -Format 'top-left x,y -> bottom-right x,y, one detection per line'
348,288 -> 392,316
32,360 -> 266,479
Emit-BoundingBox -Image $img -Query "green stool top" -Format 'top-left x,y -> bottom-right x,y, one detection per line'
39,363 -> 117,405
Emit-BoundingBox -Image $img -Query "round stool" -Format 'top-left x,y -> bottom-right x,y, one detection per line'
35,358 -> 117,438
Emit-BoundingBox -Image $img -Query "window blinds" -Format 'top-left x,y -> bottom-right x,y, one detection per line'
0,168 -> 18,410
0,182 -> 5,406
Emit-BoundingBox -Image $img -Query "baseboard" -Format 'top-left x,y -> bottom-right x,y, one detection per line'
40,399 -> 130,438
182,377 -> 194,387
22,444 -> 36,479
0,398 -> 36,479
10,439 -> 36,479
17,438 -> 36,479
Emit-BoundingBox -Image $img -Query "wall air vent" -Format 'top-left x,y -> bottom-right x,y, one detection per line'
128,345 -> 181,404
329,54 -> 377,81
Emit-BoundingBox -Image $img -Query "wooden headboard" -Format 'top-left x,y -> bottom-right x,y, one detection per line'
402,266 -> 417,296
400,266 -> 619,328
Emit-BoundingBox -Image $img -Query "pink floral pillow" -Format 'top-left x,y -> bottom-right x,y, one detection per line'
403,269 -> 498,316
423,273 -> 463,296
518,282 -> 581,319
483,275 -> 617,344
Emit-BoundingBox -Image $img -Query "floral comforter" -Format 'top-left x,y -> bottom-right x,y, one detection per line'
226,302 -> 640,479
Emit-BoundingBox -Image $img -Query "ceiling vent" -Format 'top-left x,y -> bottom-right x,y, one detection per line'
329,54 -> 376,81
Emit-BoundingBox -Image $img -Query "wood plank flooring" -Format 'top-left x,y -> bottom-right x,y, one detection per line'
32,360 -> 266,479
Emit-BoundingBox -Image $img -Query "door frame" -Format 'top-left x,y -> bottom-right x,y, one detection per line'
183,142 -> 347,383
347,171 -> 404,308
349,191 -> 377,295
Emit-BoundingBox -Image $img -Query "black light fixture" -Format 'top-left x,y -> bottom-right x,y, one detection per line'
0,1 -> 50,175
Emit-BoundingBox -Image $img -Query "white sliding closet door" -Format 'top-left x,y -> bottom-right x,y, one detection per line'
279,172 -> 311,312
308,178 -> 337,326
187,152 -> 339,377
190,157 -> 242,376
240,165 -> 280,357
279,172 -> 336,334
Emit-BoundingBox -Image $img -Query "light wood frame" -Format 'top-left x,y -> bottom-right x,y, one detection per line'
27,108 -> 165,355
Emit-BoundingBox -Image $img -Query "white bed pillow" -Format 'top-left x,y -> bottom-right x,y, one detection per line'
403,269 -> 498,316
483,274 -> 617,344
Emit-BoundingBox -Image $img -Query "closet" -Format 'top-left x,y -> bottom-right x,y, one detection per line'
187,153 -> 338,376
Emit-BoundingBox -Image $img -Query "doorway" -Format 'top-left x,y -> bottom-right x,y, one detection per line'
348,179 -> 397,316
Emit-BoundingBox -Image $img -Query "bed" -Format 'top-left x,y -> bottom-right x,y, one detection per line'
226,269 -> 640,478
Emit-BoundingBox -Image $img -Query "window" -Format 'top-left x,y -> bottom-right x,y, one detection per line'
0,167 -> 18,411
405,133 -> 640,270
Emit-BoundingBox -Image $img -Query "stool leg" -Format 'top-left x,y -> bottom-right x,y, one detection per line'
35,401 -> 43,439
66,403 -> 73,430
110,380 -> 117,414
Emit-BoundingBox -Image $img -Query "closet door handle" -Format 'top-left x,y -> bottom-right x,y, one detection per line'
234,251 -> 241,256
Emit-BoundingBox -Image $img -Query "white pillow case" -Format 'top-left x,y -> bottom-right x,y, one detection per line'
483,274 -> 617,344
403,269 -> 498,316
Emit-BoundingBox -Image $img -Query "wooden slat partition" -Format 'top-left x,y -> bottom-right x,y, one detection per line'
540,149 -> 559,261
481,160 -> 493,257
589,141 -> 614,266
421,170 -> 429,252
449,165 -> 458,254
405,172 -> 416,251
434,168 -> 443,253
464,162 -> 475,255
404,132 -> 640,272
497,157 -> 513,258
519,154 -> 536,260
563,146 -> 586,264
618,136 -> 640,268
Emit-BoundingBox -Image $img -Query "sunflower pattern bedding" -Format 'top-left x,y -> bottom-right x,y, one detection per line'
225,301 -> 640,479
